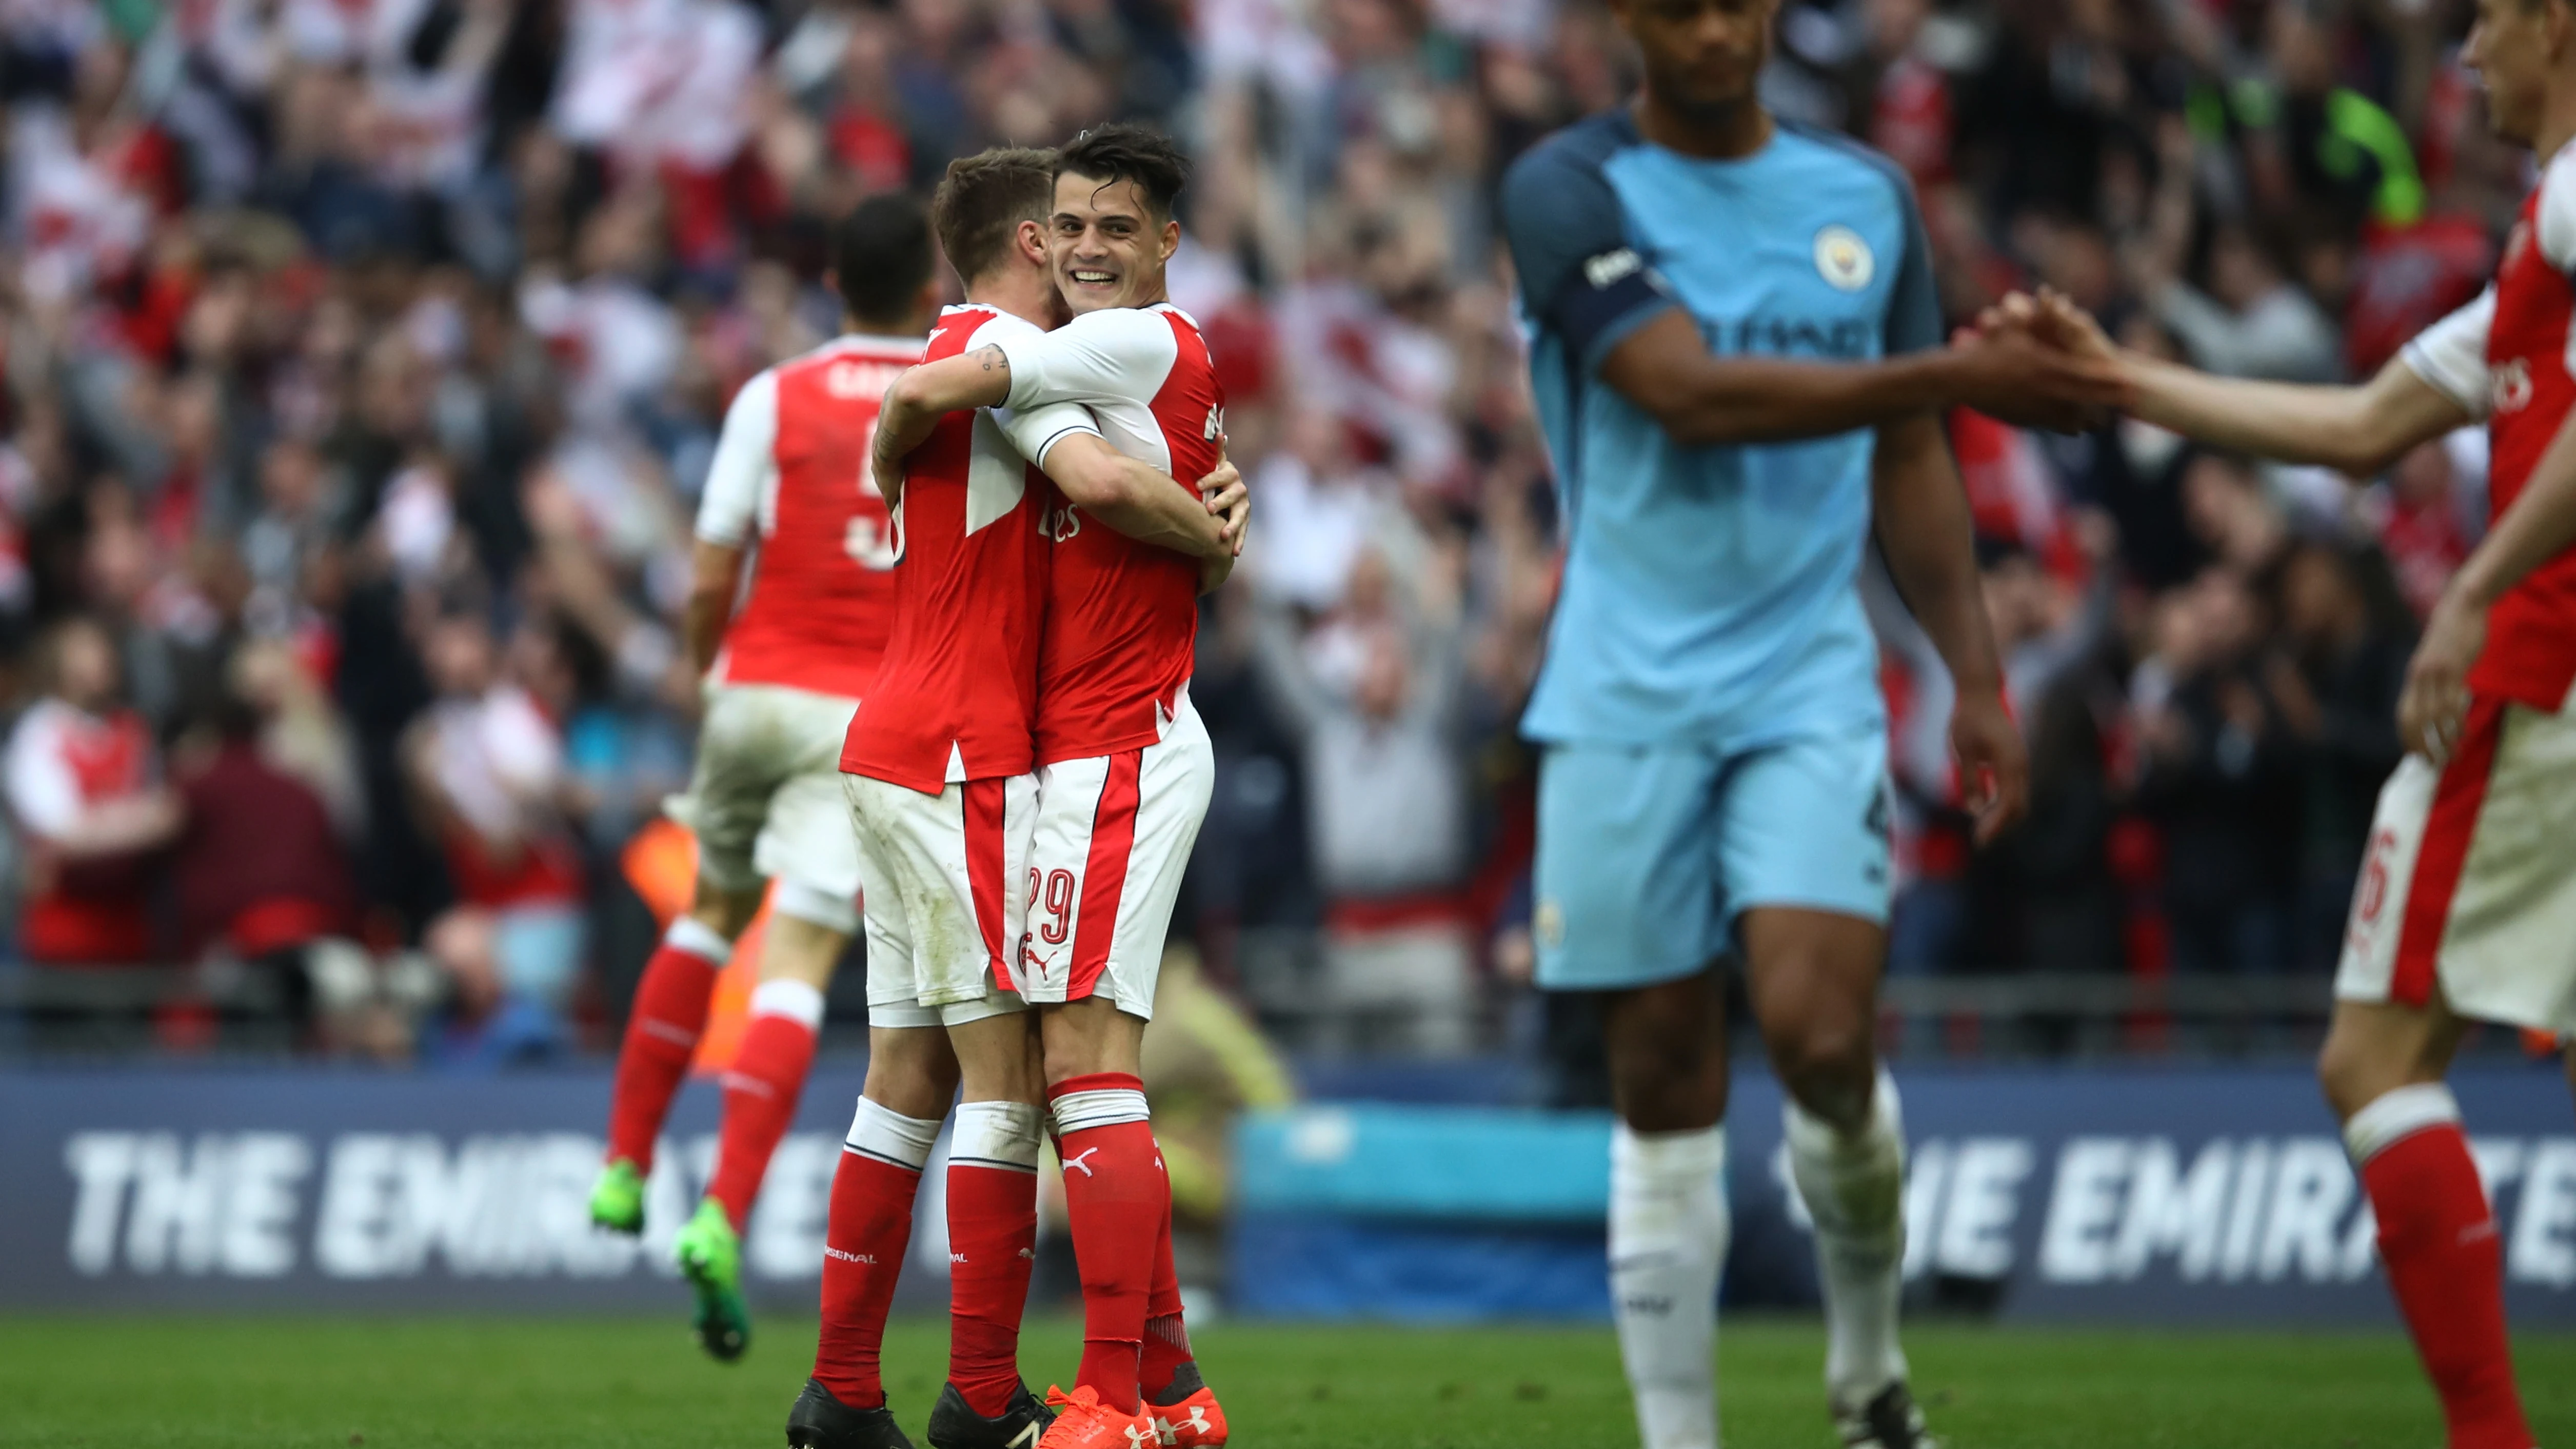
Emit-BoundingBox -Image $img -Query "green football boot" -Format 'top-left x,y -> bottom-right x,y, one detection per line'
589,1159 -> 646,1236
673,1198 -> 751,1362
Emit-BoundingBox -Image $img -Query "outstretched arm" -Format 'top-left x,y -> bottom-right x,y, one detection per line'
2017,288 -> 2474,477
1598,310 -> 2125,445
1870,408 -> 2029,843
1497,141 -> 2124,445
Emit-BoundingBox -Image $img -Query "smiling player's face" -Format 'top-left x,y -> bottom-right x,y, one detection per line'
1613,0 -> 1779,120
1049,172 -> 1177,315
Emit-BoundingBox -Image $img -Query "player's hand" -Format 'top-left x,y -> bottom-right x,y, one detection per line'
1944,326 -> 2128,434
2033,286 -> 2118,363
1198,458 -> 1250,555
2399,588 -> 2487,762
1970,288 -> 2124,402
871,436 -> 905,510
1950,690 -> 2030,845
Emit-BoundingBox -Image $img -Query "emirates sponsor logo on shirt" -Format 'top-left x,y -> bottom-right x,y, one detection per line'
1039,501 -> 1083,543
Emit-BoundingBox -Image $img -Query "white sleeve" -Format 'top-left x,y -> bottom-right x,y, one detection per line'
998,402 -> 1104,468
995,307 -> 1178,411
2398,288 -> 2496,420
5,709 -> 80,838
695,369 -> 779,546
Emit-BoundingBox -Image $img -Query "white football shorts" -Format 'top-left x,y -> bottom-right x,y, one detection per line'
2336,689 -> 2576,1032
1013,694 -> 1215,1021
843,769 -> 1036,1029
670,683 -> 862,931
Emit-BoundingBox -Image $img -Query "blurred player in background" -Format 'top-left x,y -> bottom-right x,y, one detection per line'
1979,0 -> 2576,1441
790,142 -> 1242,1449
849,124 -> 1238,1449
1495,0 -> 2126,1445
587,195 -> 936,1363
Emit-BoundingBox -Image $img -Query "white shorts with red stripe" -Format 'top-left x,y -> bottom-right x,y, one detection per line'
2336,690 -> 2576,1032
1015,696 -> 1216,1020
842,771 -> 1038,1029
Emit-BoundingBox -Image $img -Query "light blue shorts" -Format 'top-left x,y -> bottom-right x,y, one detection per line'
1532,726 -> 1892,991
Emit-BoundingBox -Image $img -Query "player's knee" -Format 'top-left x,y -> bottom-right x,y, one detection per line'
1039,1020 -> 1112,1086
2316,1028 -> 2394,1123
688,880 -> 763,940
863,1029 -> 959,1119
757,911 -> 846,990
1606,1009 -> 1727,1130
1766,1016 -> 1875,1124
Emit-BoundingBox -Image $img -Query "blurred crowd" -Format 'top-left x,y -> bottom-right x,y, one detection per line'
0,0 -> 2519,1061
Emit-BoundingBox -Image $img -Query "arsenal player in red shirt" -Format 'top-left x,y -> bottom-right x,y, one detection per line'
1994,0 -> 2576,1440
588,195 -> 940,1363
853,125 -> 1236,1449
788,148 -> 1243,1449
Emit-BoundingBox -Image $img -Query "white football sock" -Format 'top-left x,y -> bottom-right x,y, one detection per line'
1610,1123 -> 1730,1449
1785,1067 -> 1910,1406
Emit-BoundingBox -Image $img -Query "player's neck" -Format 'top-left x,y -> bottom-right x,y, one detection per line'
965,266 -> 1060,331
1631,89 -> 1772,161
840,310 -> 933,342
2538,89 -> 2576,163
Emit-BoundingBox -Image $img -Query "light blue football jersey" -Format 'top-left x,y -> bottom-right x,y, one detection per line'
1500,109 -> 1940,748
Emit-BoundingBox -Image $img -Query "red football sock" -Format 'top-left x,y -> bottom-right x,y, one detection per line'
604,920 -> 730,1170
1140,1159 -> 1191,1403
704,982 -> 823,1228
947,1100 -> 1044,1417
1051,1072 -> 1161,1415
814,1098 -> 940,1411
2353,1091 -> 2533,1449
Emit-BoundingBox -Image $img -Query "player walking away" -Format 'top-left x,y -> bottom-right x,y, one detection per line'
585,195 -> 937,1362
1976,2 -> 2576,1441
1495,2 -> 2130,1446
787,146 -> 1243,1449
858,125 -> 1237,1449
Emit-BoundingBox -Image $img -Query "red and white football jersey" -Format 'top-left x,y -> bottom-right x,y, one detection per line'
995,303 -> 1227,764
2399,142 -> 2576,711
840,306 -> 1099,793
697,332 -> 922,701
5,699 -> 156,963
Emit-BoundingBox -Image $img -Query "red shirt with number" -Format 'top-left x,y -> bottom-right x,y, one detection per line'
696,332 -> 922,701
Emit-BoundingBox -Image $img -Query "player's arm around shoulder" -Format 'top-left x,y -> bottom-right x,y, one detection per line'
993,305 -> 1175,412
870,342 -> 1017,504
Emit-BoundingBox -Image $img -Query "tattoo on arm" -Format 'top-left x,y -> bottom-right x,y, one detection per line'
974,345 -> 1008,378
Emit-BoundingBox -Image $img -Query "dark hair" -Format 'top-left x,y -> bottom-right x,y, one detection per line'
832,193 -> 937,329
1054,124 -> 1191,222
931,148 -> 1057,286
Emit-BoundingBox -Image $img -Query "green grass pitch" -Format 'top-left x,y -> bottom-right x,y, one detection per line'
3,1314 -> 2573,1447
